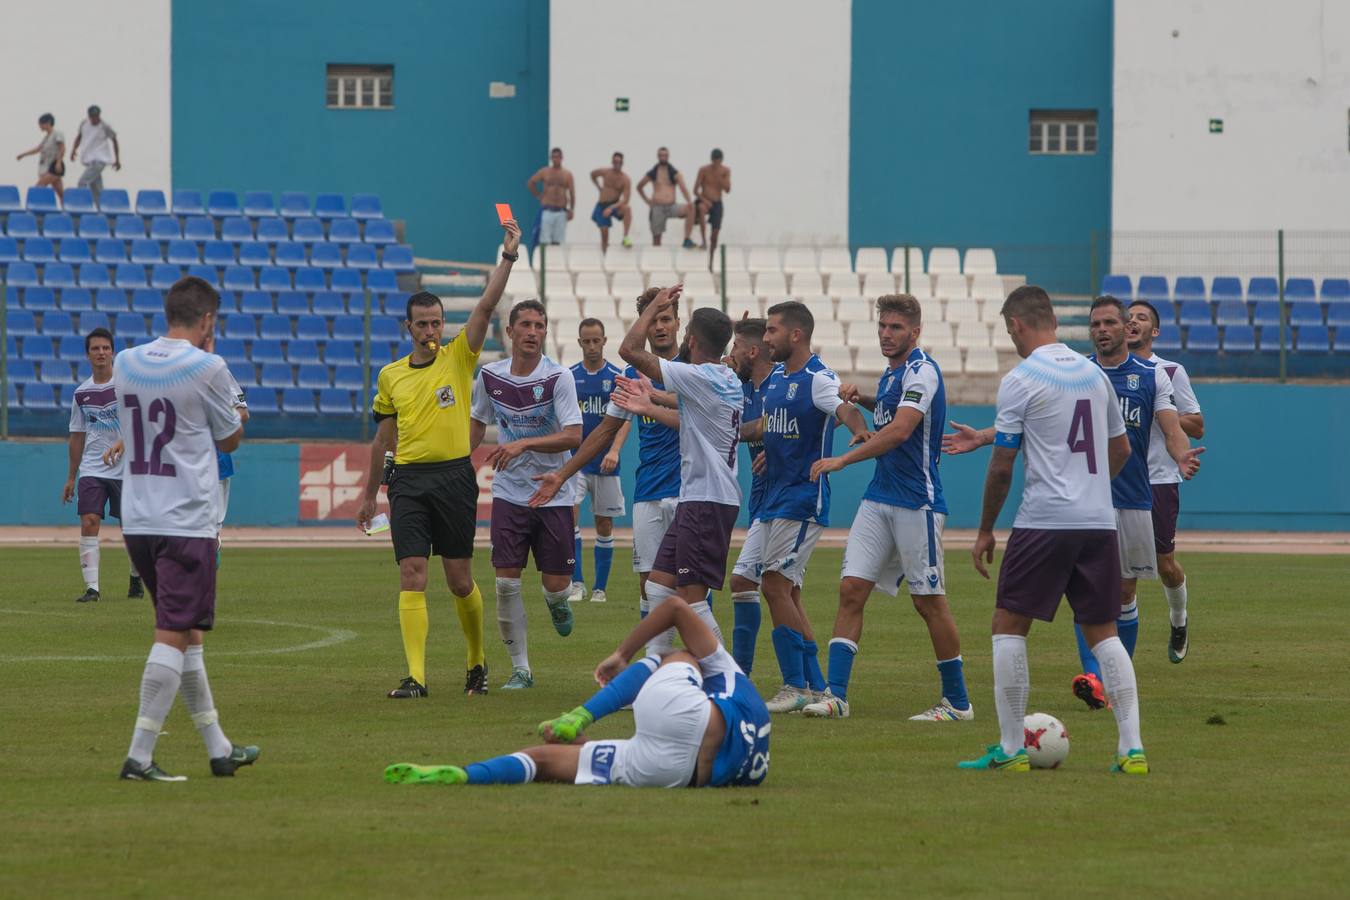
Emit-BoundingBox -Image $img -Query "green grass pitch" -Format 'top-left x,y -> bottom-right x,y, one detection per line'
1,545 -> 1347,897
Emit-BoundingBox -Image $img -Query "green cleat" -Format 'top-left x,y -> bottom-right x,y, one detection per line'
384,763 -> 468,785
501,667 -> 534,690
957,743 -> 1031,771
1111,749 -> 1150,774
546,595 -> 574,637
210,744 -> 261,777
538,706 -> 594,742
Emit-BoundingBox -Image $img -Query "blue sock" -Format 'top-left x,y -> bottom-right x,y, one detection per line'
1118,600 -> 1139,657
827,638 -> 858,701
593,536 -> 614,591
465,752 -> 535,785
1074,622 -> 1102,678
802,640 -> 826,692
770,625 -> 807,689
572,529 -> 584,584
582,657 -> 658,722
705,589 -> 714,612
936,656 -> 970,710
731,592 -> 761,674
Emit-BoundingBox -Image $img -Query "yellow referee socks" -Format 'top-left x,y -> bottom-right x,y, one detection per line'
398,591 -> 429,686
454,582 -> 486,669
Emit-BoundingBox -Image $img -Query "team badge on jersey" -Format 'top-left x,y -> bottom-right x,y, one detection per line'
435,385 -> 456,408
602,379 -> 612,391
533,384 -> 545,401
786,382 -> 798,400
1126,373 -> 1140,390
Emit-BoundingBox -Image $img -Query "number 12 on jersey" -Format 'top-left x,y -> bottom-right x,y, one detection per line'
124,393 -> 178,476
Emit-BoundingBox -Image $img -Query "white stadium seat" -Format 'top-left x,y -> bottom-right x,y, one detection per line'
963,247 -> 999,275
791,272 -> 826,297
813,319 -> 845,343
903,272 -> 933,298
538,244 -> 568,274
573,272 -> 612,299
936,273 -> 969,300
964,346 -> 999,374
724,270 -> 754,295
828,272 -> 862,297
505,267 -> 538,298
930,345 -> 964,374
991,326 -> 1015,351
842,319 -> 875,344
783,246 -> 818,275
892,246 -> 926,276
638,245 -> 672,273
798,295 -> 834,320
647,269 -> 679,290
540,269 -> 575,295
955,320 -> 991,347
853,355 -> 889,378
943,299 -> 981,323
921,322 -> 955,348
552,317 -> 584,340
836,295 -> 873,321
609,271 -> 645,299
498,244 -> 530,267
860,272 -> 897,296
854,247 -> 890,274
816,343 -> 854,372
683,270 -> 717,296
725,294 -> 762,318
969,273 -> 1005,302
580,297 -> 617,319
545,297 -> 583,320
603,250 -> 640,275
755,271 -> 790,299
746,246 -> 782,275
674,246 -> 710,277
568,245 -> 605,272
597,316 -> 624,339
980,299 -> 1006,323
927,247 -> 962,274
719,245 -> 748,272
818,247 -> 853,277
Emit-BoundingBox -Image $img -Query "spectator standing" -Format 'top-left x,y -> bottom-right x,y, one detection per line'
527,148 -> 575,247
636,147 -> 696,249
693,149 -> 732,267
70,105 -> 121,202
15,113 -> 66,201
589,152 -> 633,252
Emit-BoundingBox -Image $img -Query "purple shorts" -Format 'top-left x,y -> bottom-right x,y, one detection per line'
123,534 -> 219,632
489,499 -> 575,574
1150,483 -> 1180,556
653,500 -> 739,590
77,476 -> 121,519
996,528 -> 1122,626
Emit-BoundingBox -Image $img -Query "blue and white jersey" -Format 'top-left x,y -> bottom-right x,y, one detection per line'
699,647 -> 771,788
863,348 -> 947,514
758,355 -> 844,525
742,372 -> 770,522
604,364 -> 681,503
1089,353 -> 1175,510
571,360 -> 624,476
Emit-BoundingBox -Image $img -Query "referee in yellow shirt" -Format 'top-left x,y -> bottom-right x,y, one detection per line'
358,219 -> 521,699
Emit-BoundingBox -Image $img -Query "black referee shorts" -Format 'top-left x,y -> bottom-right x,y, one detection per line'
387,458 -> 478,562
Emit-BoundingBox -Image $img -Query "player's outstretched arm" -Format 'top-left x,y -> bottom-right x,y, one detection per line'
528,415 -> 623,506
490,425 -> 582,471
595,596 -> 719,684
811,407 -> 921,481
612,376 -> 680,429
619,286 -> 681,382
463,219 -> 522,354
943,421 -> 994,455
1155,408 -> 1204,480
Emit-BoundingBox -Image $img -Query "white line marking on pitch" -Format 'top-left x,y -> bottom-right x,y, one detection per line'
0,613 -> 357,662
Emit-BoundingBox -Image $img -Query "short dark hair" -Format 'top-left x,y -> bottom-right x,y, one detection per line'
733,316 -> 766,342
164,276 -> 220,327
551,146 -> 562,155
509,298 -> 548,326
578,317 -> 605,335
876,294 -> 921,324
658,146 -> 669,153
1000,285 -> 1055,328
84,327 -> 113,353
689,308 -> 733,358
766,300 -> 814,339
38,113 -> 54,126
405,290 -> 442,323
711,148 -> 723,160
1129,299 -> 1161,329
1090,295 -> 1127,318
88,105 -> 100,116
613,151 -> 623,160
636,286 -> 665,316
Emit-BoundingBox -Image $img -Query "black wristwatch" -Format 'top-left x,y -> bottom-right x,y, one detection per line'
502,250 -> 519,262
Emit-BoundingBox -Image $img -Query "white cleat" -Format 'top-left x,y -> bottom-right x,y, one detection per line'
766,684 -> 813,714
908,697 -> 975,722
567,582 -> 586,603
802,690 -> 850,718
589,589 -> 607,604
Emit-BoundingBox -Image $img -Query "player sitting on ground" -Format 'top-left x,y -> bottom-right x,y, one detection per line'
383,595 -> 770,788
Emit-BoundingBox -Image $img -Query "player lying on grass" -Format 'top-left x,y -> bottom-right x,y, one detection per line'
384,595 -> 771,788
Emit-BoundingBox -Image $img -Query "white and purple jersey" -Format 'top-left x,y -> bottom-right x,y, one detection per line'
994,343 -> 1125,531
657,357 -> 742,506
471,356 -> 582,507
69,376 -> 124,479
1146,354 -> 1200,485
863,348 -> 946,514
759,356 -> 843,525
113,337 -> 243,538
698,646 -> 772,788
1089,353 -> 1175,510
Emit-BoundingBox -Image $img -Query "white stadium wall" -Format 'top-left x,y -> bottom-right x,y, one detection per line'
548,0 -> 852,248
0,0 -> 171,198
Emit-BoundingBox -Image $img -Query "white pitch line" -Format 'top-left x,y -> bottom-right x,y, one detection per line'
0,614 -> 357,662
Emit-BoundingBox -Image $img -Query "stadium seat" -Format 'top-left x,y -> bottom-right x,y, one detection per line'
149,215 -> 181,241
381,245 -> 414,271
332,316 -> 364,342
58,334 -> 87,361
926,247 -> 961,275
7,261 -> 40,287
1214,301 -> 1248,325
246,389 -> 278,414
114,263 -> 147,289
297,363 -> 330,388
77,264 -> 111,288
328,219 -> 361,245
311,244 -> 342,270
23,287 -> 57,311
80,310 -> 111,333
1186,324 -> 1219,351
964,346 -> 999,374
1251,301 -> 1281,327
129,239 -> 161,265
207,191 -> 241,218
8,359 -> 38,381
325,341 -> 359,367
113,215 -> 145,240
114,312 -> 148,338
7,212 -> 39,239
1222,325 -> 1255,352
42,214 -> 75,239
312,292 -> 345,317
1247,277 -> 1278,302
223,266 -> 255,291
95,287 -> 129,313
150,264 -> 182,290
164,239 -> 198,266
1137,276 -> 1170,303
0,236 -> 17,263
279,192 -> 311,219
282,387 -> 318,414
350,194 -> 383,220
26,186 -> 60,214
1296,324 -> 1331,353
259,266 -> 292,293
275,243 -> 307,269
278,292 -> 310,317
221,217 -> 253,242
260,363 -> 294,388
318,388 -> 355,414
238,290 -> 273,316
295,268 -> 327,293
782,247 -> 818,276
99,190 -> 131,215
346,244 -> 379,270
893,247 -> 926,277
963,248 -> 998,275
295,315 -> 328,341
366,269 -> 398,293
1255,327 -> 1282,352
314,193 -> 347,220
1336,328 -> 1350,353
223,315 -> 257,339
22,237 -> 56,263
0,185 -> 22,214
136,190 -> 168,217
362,219 -> 396,244
62,288 -> 94,312
1321,278 -> 1350,303
1288,303 -> 1324,327
257,218 -> 289,244
292,219 -> 325,244
243,191 -> 276,218
610,271 -> 645,299
1100,274 -> 1134,298
370,318 -> 402,343
227,360 -> 258,387
1284,278 -> 1316,303
151,313 -> 170,336
22,383 -> 58,409
332,364 -> 364,390
238,241 -> 270,268
1177,300 -> 1212,326
744,247 -> 780,275
935,274 -> 968,301
260,314 -> 293,340
1328,305 -> 1350,328
1174,277 -> 1206,302
330,269 -> 362,294
183,216 -> 215,242
252,338 -> 286,364
1211,277 -> 1243,302
132,288 -> 163,314
793,273 -> 827,298
1156,323 -> 1181,352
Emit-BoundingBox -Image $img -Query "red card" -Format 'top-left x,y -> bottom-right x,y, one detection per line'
496,203 -> 513,225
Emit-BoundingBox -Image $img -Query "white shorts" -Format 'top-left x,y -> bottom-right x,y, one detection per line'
631,497 -> 678,573
217,478 -> 231,534
574,662 -> 710,787
539,208 -> 567,244
1115,507 -> 1158,580
731,519 -> 768,584
840,500 -> 946,596
575,473 -> 626,519
755,518 -> 822,587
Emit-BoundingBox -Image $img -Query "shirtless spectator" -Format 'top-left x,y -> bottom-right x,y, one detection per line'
693,149 -> 732,266
527,148 -> 575,246
636,147 -> 695,249
589,152 -> 633,252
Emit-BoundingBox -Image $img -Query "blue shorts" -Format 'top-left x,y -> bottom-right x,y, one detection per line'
592,202 -> 622,228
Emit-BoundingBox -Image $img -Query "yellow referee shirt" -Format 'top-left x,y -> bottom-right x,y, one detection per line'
372,333 -> 479,463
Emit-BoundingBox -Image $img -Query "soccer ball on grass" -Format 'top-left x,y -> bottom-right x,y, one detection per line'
1023,712 -> 1070,769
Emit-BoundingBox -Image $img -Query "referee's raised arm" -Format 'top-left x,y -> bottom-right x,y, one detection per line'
464,218 -> 523,353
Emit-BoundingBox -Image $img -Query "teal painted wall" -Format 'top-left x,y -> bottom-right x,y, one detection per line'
171,0 -> 549,263
849,0 -> 1113,293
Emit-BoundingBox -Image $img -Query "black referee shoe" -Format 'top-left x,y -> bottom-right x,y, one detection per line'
76,587 -> 99,603
1168,623 -> 1189,663
127,576 -> 145,599
388,676 -> 429,699
464,665 -> 489,696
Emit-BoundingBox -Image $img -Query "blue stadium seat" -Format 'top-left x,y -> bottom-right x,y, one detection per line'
380,293 -> 408,315
1174,277 -> 1205,302
223,266 -> 255,291
1214,301 -> 1248,325
310,244 -> 342,269
7,212 -> 40,238
277,292 -> 310,317
59,334 -> 87,361
292,219 -> 325,244
166,240 -> 198,266
128,239 -> 160,264
1255,327 -> 1283,352
257,217 -> 289,243
65,237 -> 97,264
282,387 -> 318,414
296,315 -> 328,340
312,292 -> 345,317
183,216 -> 215,242
1137,275 -> 1170,303
1247,277 -> 1277,302
42,311 -> 74,335
26,186 -> 60,214
1289,303 -> 1323,327
239,290 -> 274,316
23,336 -> 57,360
46,263 -> 78,289
114,263 -> 147,289
330,269 -> 362,294
1296,325 -> 1330,353
275,242 -> 307,269
295,268 -> 327,293
0,236 -> 18,263
314,193 -> 346,220
62,188 -> 98,215
22,237 -> 56,263
63,288 -> 94,313
95,287 -> 130,313
172,190 -> 204,217
288,339 -> 322,363
208,191 -> 241,218
98,190 -> 131,216
228,361 -> 258,387
9,359 -> 38,380
260,363 -> 294,388
114,312 -> 149,338
1210,277 -> 1242,302
1251,301 -> 1282,327
79,311 -> 110,333
1284,278 -> 1316,303
318,388 -> 355,414
325,342 -> 359,367
1154,323 -> 1180,352
243,191 -> 277,218
203,240 -> 235,267
42,214 -> 75,239
1322,278 -> 1350,304
22,383 -> 58,409
113,215 -> 145,240
370,318 -> 402,342
222,216 -> 253,242
76,214 -> 110,239
151,312 -> 167,337
24,286 -> 58,311
238,241 -> 270,268
7,261 -> 40,287
149,215 -> 181,241
151,264 -> 182,289
216,338 -> 249,365
346,244 -> 379,270
247,389 -> 279,414
1186,324 -> 1219,351
187,264 -> 219,285
224,316 -> 257,339
370,273 -> 400,296
350,194 -> 383,220
251,338 -> 286,363
136,190 -> 168,217
297,363 -> 330,388
362,219 -> 396,245
78,264 -> 111,288
0,185 -> 22,214
332,315 -> 363,341
328,219 -> 361,244
260,314 -> 293,340
1334,329 -> 1350,353
1328,305 -> 1350,328
41,360 -> 73,382
259,266 -> 291,293
380,249 -> 413,275
218,290 -> 240,315
1222,325 -> 1255,352
59,383 -> 80,406
333,365 -> 364,390
279,192 -> 311,219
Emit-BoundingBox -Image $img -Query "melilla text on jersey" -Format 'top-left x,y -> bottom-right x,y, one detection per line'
764,407 -> 802,439
1117,396 -> 1144,429
579,395 -> 609,416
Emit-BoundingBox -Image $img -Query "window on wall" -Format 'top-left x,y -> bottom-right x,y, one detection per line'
1029,110 -> 1098,155
327,65 -> 394,110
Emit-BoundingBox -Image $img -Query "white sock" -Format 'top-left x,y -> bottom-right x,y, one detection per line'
688,599 -> 725,646
1093,636 -> 1143,756
179,646 -> 233,759
510,751 -> 538,783
1164,579 -> 1188,627
644,581 -> 677,656
732,590 -> 760,606
1119,598 -> 1139,628
991,634 -> 1029,756
494,577 -> 529,671
128,643 -> 184,765
79,536 -> 100,590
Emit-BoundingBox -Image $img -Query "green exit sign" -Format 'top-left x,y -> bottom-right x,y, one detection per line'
615,97 -> 629,112
1209,118 -> 1224,133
